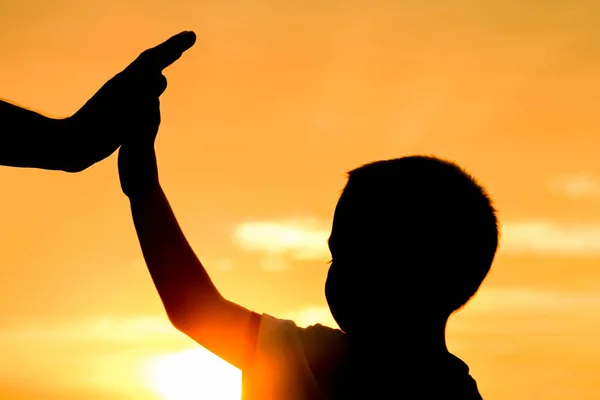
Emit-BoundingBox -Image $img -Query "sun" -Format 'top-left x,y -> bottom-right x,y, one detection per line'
144,348 -> 242,400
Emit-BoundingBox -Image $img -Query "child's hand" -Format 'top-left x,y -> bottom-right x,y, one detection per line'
118,142 -> 159,199
65,31 -> 196,172
117,96 -> 161,199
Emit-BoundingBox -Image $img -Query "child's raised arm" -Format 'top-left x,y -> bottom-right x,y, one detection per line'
118,116 -> 258,372
128,183 -> 257,370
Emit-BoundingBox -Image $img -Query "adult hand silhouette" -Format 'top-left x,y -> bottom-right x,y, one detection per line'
65,30 -> 196,172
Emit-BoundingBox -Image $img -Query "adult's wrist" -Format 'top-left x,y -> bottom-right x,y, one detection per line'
55,116 -> 90,173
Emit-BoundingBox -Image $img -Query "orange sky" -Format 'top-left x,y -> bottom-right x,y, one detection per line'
2,1 -> 600,399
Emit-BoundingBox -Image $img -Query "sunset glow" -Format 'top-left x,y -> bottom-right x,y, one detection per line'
145,349 -> 241,400
2,1 -> 600,399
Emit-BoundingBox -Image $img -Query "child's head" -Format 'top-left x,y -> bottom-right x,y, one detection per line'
325,155 -> 499,335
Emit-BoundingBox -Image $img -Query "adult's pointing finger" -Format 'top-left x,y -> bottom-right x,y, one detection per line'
132,31 -> 197,73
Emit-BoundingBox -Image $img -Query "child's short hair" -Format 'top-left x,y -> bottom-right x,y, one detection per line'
341,155 -> 499,313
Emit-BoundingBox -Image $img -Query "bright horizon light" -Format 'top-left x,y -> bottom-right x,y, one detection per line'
144,348 -> 241,400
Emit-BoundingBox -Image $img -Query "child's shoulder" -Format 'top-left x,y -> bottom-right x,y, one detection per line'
297,323 -> 349,384
257,314 -> 346,353
300,323 -> 347,350
255,315 -> 349,379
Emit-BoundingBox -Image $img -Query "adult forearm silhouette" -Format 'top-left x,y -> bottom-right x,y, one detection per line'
0,30 -> 196,172
0,100 -> 68,170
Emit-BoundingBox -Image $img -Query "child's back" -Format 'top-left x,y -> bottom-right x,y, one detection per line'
243,315 -> 484,399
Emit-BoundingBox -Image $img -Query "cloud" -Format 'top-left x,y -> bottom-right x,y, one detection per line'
0,315 -> 176,343
468,287 -> 600,313
233,216 -> 600,265
550,173 -> 600,199
500,220 -> 600,257
279,288 -> 600,335
0,315 -> 189,393
232,218 -> 330,271
258,254 -> 292,272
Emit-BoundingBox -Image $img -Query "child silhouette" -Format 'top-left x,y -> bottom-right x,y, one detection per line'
119,113 -> 499,399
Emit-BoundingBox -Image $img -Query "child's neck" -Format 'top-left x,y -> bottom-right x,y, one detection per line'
351,315 -> 449,356
403,316 -> 448,354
